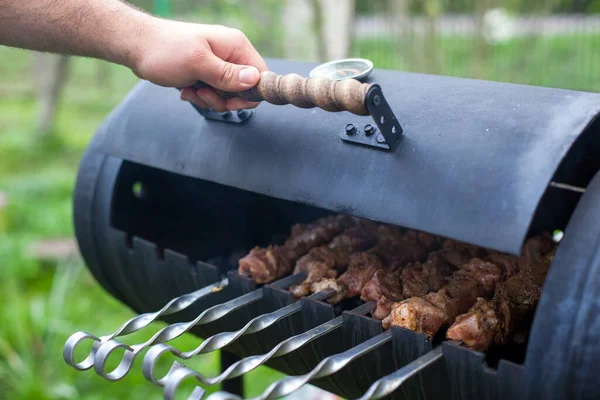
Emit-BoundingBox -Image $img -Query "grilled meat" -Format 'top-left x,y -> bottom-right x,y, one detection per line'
361,263 -> 404,320
328,252 -> 383,303
362,247 -> 473,320
289,223 -> 377,297
319,230 -> 440,305
447,242 -> 555,351
383,254 -> 516,335
238,214 -> 355,284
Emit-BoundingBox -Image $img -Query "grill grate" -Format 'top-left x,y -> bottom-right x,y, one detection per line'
64,229 -> 531,400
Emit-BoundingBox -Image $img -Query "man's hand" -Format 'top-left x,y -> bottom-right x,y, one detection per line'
134,20 -> 268,112
0,0 -> 267,112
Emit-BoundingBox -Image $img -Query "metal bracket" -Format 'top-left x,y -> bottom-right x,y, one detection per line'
189,103 -> 253,124
339,85 -> 403,151
177,85 -> 254,125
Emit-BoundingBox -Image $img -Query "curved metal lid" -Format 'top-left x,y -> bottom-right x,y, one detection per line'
95,58 -> 600,255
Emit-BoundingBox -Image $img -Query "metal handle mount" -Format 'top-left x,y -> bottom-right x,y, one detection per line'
182,71 -> 403,150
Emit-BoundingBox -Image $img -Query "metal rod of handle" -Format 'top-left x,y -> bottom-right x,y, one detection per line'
198,330 -> 393,400
355,346 -> 444,400
158,302 -> 376,398
62,278 -> 228,371
143,289 -> 336,387
192,71 -> 373,116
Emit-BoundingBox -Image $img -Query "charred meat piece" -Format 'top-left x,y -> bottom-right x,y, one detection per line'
326,252 -> 383,304
442,239 -> 485,258
446,239 -> 555,351
453,258 -> 504,297
383,254 -> 508,336
401,247 -> 476,299
289,224 -> 377,297
361,262 -> 404,320
238,214 -> 354,284
383,297 -> 450,334
362,238 -> 453,320
519,234 -> 555,268
446,298 -> 498,351
325,228 -> 437,304
374,231 -> 440,265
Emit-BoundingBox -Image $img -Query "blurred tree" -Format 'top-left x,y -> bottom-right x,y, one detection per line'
316,0 -> 356,61
33,54 -> 70,136
283,0 -> 319,61
424,0 -> 443,74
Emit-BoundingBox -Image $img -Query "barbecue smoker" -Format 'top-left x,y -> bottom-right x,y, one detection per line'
64,58 -> 600,400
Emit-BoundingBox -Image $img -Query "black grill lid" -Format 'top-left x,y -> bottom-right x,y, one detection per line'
95,58 -> 600,255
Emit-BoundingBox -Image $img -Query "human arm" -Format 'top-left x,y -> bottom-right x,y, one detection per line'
0,0 -> 268,111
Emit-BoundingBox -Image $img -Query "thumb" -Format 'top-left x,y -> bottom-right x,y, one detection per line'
199,54 -> 260,92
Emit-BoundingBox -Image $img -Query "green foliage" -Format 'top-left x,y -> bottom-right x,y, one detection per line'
355,33 -> 600,92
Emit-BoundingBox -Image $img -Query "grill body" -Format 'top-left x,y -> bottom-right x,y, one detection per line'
73,58 -> 600,399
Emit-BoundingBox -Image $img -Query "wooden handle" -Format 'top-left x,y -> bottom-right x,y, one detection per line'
199,71 -> 373,116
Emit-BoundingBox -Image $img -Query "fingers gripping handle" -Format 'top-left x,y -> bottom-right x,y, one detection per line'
193,71 -> 372,116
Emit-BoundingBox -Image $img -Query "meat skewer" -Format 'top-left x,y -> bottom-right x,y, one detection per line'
362,243 -> 480,320
238,214 -> 355,284
382,235 -> 554,337
446,239 -> 556,351
288,221 -> 378,297
311,230 -> 441,304
382,254 -> 519,335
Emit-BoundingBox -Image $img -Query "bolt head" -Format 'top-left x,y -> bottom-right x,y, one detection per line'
376,133 -> 386,143
364,124 -> 375,136
222,111 -> 232,119
373,95 -> 381,106
345,124 -> 357,135
237,109 -> 247,119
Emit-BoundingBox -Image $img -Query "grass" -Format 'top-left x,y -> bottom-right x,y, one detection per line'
0,28 -> 599,400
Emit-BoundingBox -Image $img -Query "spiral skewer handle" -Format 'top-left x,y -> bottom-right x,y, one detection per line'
144,289 -> 335,387
91,287 -> 263,380
63,278 -> 228,371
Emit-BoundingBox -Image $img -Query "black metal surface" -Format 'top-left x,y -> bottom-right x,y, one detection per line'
95,58 -> 600,255
524,170 -> 600,400
220,351 -> 244,396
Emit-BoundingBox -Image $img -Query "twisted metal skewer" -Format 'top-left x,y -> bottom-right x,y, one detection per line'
355,346 -> 444,400
144,289 -> 336,387
63,278 -> 228,371
178,330 -> 393,400
92,287 -> 263,380
92,272 -> 306,381
148,301 -> 376,390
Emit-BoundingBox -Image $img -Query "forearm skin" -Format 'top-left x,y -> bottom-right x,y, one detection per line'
0,0 -> 155,69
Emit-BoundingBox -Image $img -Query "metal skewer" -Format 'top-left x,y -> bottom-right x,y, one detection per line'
182,330 -> 393,400
147,301 -> 376,391
355,346 -> 444,400
144,289 -> 336,388
63,277 -> 228,371
90,272 -> 305,381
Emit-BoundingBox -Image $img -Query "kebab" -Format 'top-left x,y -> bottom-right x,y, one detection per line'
310,230 -> 441,304
446,240 -> 556,351
288,220 -> 378,297
382,235 -> 554,337
361,241 -> 482,320
238,214 -> 355,284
